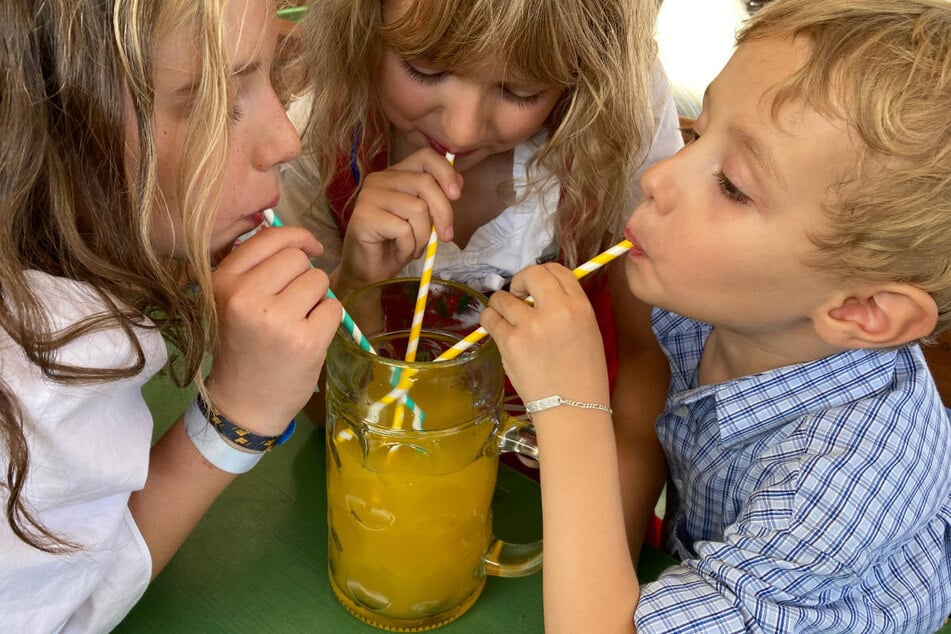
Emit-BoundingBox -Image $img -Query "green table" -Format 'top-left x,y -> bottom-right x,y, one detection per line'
117,374 -> 676,632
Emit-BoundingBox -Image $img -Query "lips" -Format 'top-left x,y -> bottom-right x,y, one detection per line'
426,137 -> 476,160
427,138 -> 450,155
624,231 -> 647,258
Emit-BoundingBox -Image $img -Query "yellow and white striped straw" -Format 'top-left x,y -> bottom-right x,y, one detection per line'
432,238 -> 634,363
403,152 -> 452,363
371,239 -> 633,420
387,152 -> 455,429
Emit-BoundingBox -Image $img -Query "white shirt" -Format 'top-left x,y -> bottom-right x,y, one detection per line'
276,64 -> 683,293
0,271 -> 166,633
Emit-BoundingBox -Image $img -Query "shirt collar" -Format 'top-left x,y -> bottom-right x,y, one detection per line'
671,347 -> 900,447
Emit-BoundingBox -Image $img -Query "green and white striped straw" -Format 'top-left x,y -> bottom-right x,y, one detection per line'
262,209 -> 424,424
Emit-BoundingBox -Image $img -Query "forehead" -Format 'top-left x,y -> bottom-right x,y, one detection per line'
381,0 -> 576,87
712,36 -> 858,192
153,0 -> 271,90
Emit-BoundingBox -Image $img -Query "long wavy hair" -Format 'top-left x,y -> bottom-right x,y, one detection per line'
293,0 -> 660,267
741,0 -> 951,337
0,0 -> 234,552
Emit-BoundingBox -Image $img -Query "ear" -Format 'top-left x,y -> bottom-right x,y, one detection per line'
815,285 -> 938,349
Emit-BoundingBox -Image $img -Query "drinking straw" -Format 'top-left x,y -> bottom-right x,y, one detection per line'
264,210 -> 374,352
370,239 -> 634,416
388,153 -> 454,429
261,209 -> 425,423
276,6 -> 307,22
431,239 -> 634,362
403,152 -> 453,362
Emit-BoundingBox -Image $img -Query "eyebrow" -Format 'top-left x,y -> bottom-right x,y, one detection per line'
730,124 -> 785,188
702,86 -> 787,189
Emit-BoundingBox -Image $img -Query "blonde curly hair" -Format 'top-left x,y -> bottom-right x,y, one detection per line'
294,0 -> 660,267
0,0 -> 234,552
741,0 -> 951,337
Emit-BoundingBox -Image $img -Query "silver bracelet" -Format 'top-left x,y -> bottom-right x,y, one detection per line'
183,400 -> 264,474
524,395 -> 613,420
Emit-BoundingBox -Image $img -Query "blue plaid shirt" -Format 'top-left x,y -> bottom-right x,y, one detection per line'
635,309 -> 951,633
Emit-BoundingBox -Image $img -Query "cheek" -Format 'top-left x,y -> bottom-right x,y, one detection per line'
147,129 -> 186,258
498,94 -> 561,141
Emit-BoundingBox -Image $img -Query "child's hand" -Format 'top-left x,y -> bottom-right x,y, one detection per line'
480,263 -> 610,410
205,226 -> 341,436
334,148 -> 462,294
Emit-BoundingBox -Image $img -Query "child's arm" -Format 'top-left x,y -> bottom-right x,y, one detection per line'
129,227 -> 340,577
481,263 -> 638,633
331,148 -> 462,297
608,263 -> 669,564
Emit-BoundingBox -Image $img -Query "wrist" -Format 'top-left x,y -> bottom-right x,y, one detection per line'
184,395 -> 296,474
196,394 -> 296,451
524,395 -> 613,420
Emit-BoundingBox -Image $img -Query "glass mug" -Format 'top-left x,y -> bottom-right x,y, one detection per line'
325,278 -> 542,631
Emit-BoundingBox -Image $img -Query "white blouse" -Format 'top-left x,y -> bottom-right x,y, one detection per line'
0,271 -> 166,633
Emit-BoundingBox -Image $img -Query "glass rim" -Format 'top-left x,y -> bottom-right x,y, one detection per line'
334,277 -> 497,369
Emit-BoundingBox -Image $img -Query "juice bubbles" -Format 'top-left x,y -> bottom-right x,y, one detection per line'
324,279 -> 541,631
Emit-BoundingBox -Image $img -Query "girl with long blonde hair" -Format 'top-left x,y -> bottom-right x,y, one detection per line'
0,1 -> 338,629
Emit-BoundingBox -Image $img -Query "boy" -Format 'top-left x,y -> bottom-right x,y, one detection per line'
480,0 -> 951,631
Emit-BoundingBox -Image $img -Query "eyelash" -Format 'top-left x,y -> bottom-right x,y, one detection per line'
230,104 -> 244,124
399,58 -> 544,108
715,171 -> 750,204
399,58 -> 445,85
501,90 -> 543,107
679,127 -> 751,204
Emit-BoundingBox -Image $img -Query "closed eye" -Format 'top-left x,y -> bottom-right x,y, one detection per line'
499,86 -> 544,107
399,58 -> 445,85
715,171 -> 750,204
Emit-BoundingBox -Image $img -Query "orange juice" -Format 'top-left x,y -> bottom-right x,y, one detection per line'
326,366 -> 500,630
325,279 -> 540,631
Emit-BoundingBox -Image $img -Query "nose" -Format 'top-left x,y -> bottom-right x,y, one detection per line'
440,82 -> 487,150
638,153 -> 679,215
253,91 -> 301,171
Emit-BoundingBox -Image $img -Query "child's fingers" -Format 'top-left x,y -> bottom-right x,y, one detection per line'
222,225 -> 323,273
506,263 -> 575,305
349,189 -> 438,258
218,242 -> 316,299
485,288 -> 536,329
269,264 -> 334,317
387,148 -> 462,240
208,265 -> 337,434
362,167 -> 456,243
484,266 -> 608,407
530,262 -> 588,305
390,147 -> 463,197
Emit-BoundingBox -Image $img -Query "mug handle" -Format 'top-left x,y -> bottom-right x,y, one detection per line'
482,415 -> 543,578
